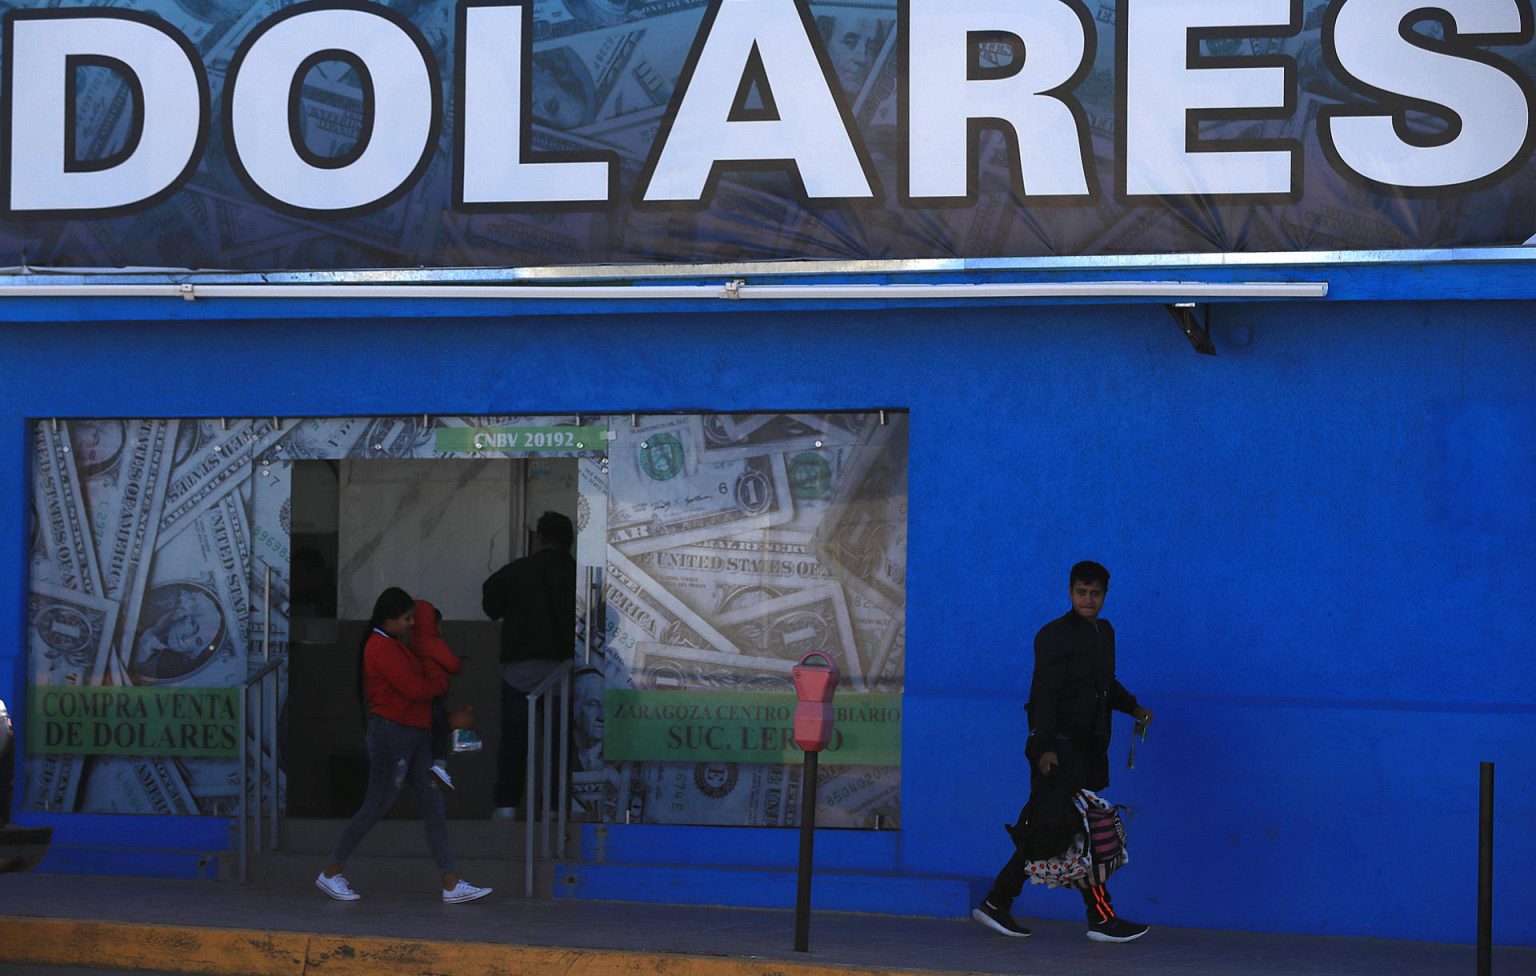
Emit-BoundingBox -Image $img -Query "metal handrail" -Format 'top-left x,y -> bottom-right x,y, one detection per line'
237,657 -> 285,884
524,660 -> 574,897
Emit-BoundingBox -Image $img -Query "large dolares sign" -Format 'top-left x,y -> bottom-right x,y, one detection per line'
4,0 -> 1531,218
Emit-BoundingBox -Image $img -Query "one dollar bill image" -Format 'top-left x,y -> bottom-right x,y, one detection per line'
631,758 -> 800,826
695,413 -> 869,463
79,754 -> 198,816
628,531 -> 838,618
629,531 -> 902,692
609,446 -> 793,555
815,762 -> 901,829
812,416 -> 907,616
32,422 -> 105,598
714,584 -> 866,691
127,493 -> 251,693
632,642 -> 794,692
531,0 -> 710,42
622,756 -> 890,829
81,420 -> 179,687
604,548 -> 741,663
158,419 -> 281,544
24,582 -> 120,812
577,453 -> 610,561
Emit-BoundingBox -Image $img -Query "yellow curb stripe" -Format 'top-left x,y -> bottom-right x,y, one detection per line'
0,917 -> 956,976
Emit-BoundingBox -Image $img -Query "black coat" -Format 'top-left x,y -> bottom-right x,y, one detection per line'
1026,610 -> 1140,792
481,547 -> 576,665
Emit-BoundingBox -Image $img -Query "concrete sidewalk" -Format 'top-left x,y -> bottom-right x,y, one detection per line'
0,874 -> 1528,976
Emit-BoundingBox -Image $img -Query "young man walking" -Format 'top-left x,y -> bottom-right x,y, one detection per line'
973,560 -> 1154,943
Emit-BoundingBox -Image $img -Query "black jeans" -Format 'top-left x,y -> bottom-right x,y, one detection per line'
494,681 -> 530,808
987,848 -> 1114,919
494,681 -> 570,809
987,744 -> 1119,918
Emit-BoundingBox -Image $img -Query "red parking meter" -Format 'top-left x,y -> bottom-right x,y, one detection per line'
790,651 -> 838,953
792,652 -> 839,752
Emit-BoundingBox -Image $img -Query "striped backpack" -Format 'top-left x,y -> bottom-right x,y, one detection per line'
1077,790 -> 1129,888
1022,790 -> 1130,890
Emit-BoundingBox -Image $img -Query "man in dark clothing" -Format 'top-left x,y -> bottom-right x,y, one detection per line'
973,560 -> 1154,943
481,511 -> 576,816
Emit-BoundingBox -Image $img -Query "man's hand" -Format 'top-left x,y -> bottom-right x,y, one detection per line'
1037,751 -> 1058,776
1132,707 -> 1153,736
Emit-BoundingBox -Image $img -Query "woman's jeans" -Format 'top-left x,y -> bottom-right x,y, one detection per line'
331,714 -> 455,875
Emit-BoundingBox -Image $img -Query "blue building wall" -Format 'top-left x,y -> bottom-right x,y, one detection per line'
1,290 -> 1531,945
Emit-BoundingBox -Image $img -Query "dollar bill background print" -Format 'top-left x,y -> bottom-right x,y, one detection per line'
601,413 -> 906,828
0,0 -> 1525,271
26,412 -> 903,828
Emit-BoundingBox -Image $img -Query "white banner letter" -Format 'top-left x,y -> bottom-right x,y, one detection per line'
641,0 -> 875,203
1123,0 -> 1297,196
1323,0 -> 1532,189
226,6 -> 437,214
906,0 -> 1093,200
6,13 -> 205,214
457,3 -> 613,207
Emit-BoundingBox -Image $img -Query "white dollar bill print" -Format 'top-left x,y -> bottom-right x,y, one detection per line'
24,582 -> 120,812
713,584 -> 866,691
32,423 -> 104,598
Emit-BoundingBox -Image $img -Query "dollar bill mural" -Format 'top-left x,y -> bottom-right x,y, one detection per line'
0,0 -> 1531,270
23,413 -> 588,815
26,411 -> 905,829
586,413 -> 906,828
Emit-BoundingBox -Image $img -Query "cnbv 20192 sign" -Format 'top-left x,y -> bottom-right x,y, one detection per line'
2,0 -> 1534,269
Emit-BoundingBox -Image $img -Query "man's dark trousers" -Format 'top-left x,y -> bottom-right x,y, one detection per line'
494,682 -> 531,809
985,746 -> 1120,922
494,683 -> 569,810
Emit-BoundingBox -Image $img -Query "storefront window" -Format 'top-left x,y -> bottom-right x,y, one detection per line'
586,413 -> 907,828
23,413 -> 905,828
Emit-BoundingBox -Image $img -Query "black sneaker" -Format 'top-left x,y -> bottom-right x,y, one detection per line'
971,900 -> 1032,938
1087,916 -> 1149,942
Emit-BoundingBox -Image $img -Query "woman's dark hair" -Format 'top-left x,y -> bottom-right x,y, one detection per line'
368,586 -> 415,630
356,586 -> 414,712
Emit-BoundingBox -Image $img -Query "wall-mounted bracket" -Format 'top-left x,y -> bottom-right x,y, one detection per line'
1166,303 -> 1216,355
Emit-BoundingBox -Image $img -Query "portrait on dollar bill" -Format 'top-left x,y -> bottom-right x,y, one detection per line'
128,583 -> 226,684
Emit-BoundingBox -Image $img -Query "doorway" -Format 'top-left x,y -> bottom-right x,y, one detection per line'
283,457 -> 578,818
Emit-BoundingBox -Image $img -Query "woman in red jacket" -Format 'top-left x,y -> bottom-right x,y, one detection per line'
316,587 -> 491,904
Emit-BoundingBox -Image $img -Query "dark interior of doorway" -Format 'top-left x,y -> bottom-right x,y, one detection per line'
284,457 -> 578,819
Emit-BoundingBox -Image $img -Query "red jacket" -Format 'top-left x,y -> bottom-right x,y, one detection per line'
363,629 -> 446,729
411,599 -> 462,683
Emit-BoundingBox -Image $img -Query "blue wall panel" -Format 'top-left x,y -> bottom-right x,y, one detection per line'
1,297 -> 1531,945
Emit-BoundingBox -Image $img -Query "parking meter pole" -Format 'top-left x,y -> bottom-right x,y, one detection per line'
794,749 -> 819,953
1477,761 -> 1493,976
791,651 -> 837,955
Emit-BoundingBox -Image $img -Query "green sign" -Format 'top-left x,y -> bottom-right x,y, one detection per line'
604,690 -> 901,765
27,686 -> 240,757
434,426 -> 607,453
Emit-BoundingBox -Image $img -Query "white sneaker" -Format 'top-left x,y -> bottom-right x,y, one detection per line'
430,764 -> 454,792
443,880 -> 493,904
315,871 -> 360,901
